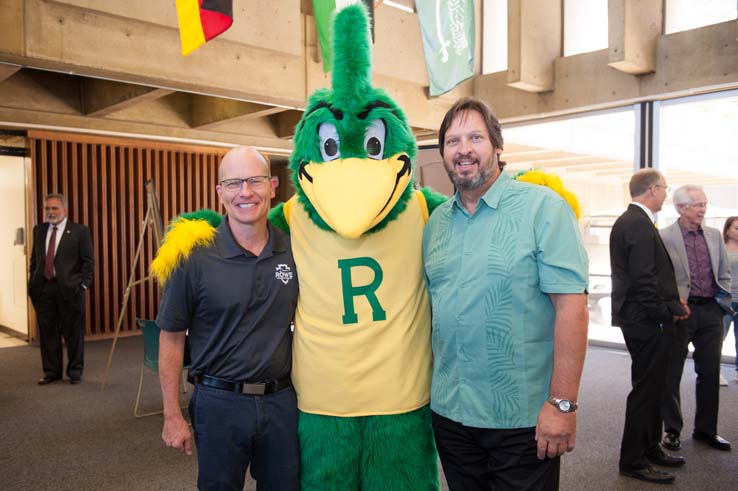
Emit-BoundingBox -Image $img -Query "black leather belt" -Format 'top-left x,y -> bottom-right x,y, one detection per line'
192,374 -> 291,395
688,297 -> 714,305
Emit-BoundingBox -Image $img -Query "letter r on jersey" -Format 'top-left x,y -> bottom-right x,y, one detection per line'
337,257 -> 386,325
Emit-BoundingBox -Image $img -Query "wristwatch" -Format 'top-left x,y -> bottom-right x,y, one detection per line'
548,396 -> 578,413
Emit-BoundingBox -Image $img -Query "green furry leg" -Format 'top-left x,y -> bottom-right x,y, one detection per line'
299,411 -> 361,491
299,406 -> 439,491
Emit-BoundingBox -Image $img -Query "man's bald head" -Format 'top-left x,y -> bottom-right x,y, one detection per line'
218,146 -> 271,181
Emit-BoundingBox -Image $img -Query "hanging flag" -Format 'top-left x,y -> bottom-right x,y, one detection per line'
416,0 -> 475,96
176,0 -> 234,56
314,0 -> 374,73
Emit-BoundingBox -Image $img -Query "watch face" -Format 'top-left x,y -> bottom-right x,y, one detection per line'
559,400 -> 571,412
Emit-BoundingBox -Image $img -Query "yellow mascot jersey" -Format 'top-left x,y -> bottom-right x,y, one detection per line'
285,191 -> 432,416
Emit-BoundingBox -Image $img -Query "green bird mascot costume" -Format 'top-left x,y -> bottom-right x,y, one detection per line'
270,5 -> 443,489
152,4 -> 443,490
150,5 -> 583,489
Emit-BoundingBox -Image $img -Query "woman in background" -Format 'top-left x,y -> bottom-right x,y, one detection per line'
723,216 -> 738,383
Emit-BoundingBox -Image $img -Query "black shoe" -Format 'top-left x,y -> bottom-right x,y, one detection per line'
620,466 -> 675,484
692,432 -> 732,451
69,378 -> 81,385
662,432 -> 681,451
38,376 -> 61,385
646,447 -> 686,468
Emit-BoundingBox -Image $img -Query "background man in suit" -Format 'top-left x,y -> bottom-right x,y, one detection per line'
659,185 -> 732,452
29,193 -> 94,385
610,169 -> 688,485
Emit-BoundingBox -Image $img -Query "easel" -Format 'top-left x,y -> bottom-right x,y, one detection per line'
100,180 -> 164,389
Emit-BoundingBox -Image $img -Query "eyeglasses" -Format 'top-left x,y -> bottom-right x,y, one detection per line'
688,202 -> 708,209
219,176 -> 271,191
653,184 -> 670,192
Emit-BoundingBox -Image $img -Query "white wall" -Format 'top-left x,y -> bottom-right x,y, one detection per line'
0,155 -> 28,336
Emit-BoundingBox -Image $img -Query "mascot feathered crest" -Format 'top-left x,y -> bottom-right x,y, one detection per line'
286,5 -> 419,239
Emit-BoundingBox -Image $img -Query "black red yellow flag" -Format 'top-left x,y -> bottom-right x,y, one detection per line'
176,0 -> 233,56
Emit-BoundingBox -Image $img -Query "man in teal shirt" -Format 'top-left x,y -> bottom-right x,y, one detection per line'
423,97 -> 589,490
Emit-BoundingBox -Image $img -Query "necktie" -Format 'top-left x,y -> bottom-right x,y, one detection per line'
43,226 -> 58,280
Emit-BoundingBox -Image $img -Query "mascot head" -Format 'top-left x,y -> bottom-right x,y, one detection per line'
290,4 -> 416,239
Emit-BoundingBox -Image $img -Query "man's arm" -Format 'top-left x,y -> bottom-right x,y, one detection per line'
159,330 -> 192,456
535,293 -> 588,460
79,225 -> 94,288
29,227 -> 38,276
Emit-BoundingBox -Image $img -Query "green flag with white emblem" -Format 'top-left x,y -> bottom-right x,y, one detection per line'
416,0 -> 475,96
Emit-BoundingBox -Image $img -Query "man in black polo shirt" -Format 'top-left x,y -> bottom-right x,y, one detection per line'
157,146 -> 299,490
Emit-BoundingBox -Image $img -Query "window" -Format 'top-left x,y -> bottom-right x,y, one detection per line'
503,108 -> 637,344
482,0 -> 507,74
665,0 -> 738,34
656,90 -> 738,360
564,0 -> 608,56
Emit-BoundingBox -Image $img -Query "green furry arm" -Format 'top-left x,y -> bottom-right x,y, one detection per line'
421,187 -> 449,216
174,209 -> 222,229
268,203 -> 290,233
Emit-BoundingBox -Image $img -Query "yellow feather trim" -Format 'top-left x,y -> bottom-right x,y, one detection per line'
515,169 -> 581,220
150,218 -> 217,285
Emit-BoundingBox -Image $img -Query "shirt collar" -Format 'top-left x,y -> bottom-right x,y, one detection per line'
678,219 -> 702,236
452,171 -> 512,214
630,202 -> 655,223
216,217 -> 281,259
48,218 -> 68,233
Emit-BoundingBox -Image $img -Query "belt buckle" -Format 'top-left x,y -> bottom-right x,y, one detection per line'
240,382 -> 267,396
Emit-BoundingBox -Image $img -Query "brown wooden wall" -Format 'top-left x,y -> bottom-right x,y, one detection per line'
28,131 -> 249,339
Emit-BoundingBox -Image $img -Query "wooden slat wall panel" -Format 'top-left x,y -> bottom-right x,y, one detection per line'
28,132 -> 231,339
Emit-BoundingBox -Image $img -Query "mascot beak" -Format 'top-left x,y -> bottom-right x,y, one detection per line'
299,153 -> 411,239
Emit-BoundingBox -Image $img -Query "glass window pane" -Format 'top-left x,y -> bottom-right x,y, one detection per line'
564,0 -> 608,56
665,0 -> 738,34
504,108 -> 637,344
658,90 -> 738,360
482,0 -> 507,74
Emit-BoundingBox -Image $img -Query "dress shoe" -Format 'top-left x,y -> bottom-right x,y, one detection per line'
38,376 -> 61,385
646,447 -> 686,468
662,432 -> 681,451
619,466 -> 675,484
692,431 -> 732,451
69,378 -> 81,385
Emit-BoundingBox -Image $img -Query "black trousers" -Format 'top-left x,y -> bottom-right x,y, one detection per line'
662,300 -> 724,437
33,280 -> 85,380
620,323 -> 672,469
432,411 -> 560,491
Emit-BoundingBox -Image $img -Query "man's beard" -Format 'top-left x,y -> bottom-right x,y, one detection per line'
447,158 -> 496,191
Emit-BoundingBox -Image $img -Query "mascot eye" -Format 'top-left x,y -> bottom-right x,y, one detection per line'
318,123 -> 341,161
364,119 -> 386,160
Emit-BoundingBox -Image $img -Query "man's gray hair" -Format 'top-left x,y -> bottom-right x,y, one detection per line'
672,185 -> 703,209
629,169 -> 662,198
44,193 -> 68,208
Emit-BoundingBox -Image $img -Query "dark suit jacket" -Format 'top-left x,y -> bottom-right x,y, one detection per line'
609,204 -> 685,338
28,220 -> 94,303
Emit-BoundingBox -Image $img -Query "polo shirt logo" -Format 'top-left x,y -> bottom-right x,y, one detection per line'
275,264 -> 294,285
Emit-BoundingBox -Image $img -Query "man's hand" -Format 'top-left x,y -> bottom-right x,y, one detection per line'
535,402 -> 576,460
162,413 -> 192,456
674,298 -> 691,321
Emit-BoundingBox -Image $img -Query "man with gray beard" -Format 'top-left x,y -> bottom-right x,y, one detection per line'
422,97 -> 589,490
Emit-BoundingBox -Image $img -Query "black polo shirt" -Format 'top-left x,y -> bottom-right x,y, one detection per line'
156,217 -> 298,382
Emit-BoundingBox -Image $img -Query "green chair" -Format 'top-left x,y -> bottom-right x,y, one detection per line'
134,319 -> 189,418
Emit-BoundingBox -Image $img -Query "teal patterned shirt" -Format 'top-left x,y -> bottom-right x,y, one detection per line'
423,171 -> 589,428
